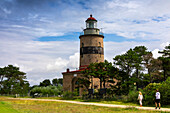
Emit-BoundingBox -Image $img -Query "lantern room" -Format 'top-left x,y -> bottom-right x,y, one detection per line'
85,14 -> 97,28
84,14 -> 100,35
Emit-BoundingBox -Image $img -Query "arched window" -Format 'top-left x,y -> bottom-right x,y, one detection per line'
75,80 -> 79,85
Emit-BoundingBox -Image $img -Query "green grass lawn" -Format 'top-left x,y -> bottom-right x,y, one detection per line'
0,101 -> 19,113
0,97 -> 168,113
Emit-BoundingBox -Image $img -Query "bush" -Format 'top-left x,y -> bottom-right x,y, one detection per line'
63,91 -> 74,99
127,89 -> 138,103
138,78 -> 170,106
143,83 -> 161,105
30,85 -> 63,97
159,77 -> 170,105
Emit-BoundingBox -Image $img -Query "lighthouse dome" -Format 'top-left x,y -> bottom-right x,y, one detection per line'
86,14 -> 97,22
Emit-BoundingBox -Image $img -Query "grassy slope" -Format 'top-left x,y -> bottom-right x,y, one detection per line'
0,97 -> 167,113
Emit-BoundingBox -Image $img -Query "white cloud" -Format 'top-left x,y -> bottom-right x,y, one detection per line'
160,42 -> 169,49
47,58 -> 69,71
0,39 -> 79,85
68,52 -> 79,68
152,49 -> 162,59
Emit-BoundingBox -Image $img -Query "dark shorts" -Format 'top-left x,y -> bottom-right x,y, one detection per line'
155,99 -> 160,103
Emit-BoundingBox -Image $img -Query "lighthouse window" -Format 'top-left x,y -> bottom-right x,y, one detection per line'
94,22 -> 97,28
89,22 -> 94,28
86,23 -> 89,28
99,42 -> 101,47
82,43 -> 84,47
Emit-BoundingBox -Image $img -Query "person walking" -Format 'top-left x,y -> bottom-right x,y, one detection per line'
138,91 -> 143,107
155,89 -> 161,109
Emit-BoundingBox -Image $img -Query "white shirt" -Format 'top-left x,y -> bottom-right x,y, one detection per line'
156,92 -> 160,99
138,94 -> 143,100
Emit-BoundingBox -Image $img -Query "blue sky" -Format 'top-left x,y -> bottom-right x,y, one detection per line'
0,0 -> 170,85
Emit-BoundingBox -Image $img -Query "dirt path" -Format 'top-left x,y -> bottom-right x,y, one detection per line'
9,98 -> 170,112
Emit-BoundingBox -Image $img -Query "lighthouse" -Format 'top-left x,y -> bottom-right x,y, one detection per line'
62,15 -> 104,95
79,14 -> 104,69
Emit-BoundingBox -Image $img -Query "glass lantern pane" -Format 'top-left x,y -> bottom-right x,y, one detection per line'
94,22 -> 97,28
86,23 -> 89,28
89,22 -> 94,28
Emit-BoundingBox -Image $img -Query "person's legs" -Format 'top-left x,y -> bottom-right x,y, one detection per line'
155,101 -> 157,109
140,100 -> 142,107
158,102 -> 161,109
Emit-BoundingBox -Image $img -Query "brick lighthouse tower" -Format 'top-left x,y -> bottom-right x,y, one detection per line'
62,15 -> 104,95
79,14 -> 104,69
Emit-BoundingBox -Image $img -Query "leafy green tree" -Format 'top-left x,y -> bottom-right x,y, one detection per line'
77,78 -> 90,91
58,78 -> 63,85
0,68 -> 5,91
143,52 -> 154,83
94,61 -> 108,89
0,65 -> 29,95
114,46 -> 152,91
113,49 -> 135,92
52,78 -> 59,86
159,77 -> 170,105
132,46 -> 148,90
159,44 -> 170,81
80,63 -> 95,89
52,78 -> 63,86
80,60 -> 116,90
40,79 -> 51,87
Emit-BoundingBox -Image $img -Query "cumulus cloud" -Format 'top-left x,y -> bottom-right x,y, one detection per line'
46,52 -> 79,72
152,49 -> 162,59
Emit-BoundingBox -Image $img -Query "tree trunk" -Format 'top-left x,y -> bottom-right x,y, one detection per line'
163,67 -> 166,81
100,77 -> 102,89
136,68 -> 139,91
103,79 -> 105,88
148,68 -> 152,83
91,76 -> 93,89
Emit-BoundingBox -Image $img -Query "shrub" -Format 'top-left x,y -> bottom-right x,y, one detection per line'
159,77 -> 170,105
143,83 -> 161,105
30,85 -> 63,97
63,91 -> 74,99
127,89 -> 138,103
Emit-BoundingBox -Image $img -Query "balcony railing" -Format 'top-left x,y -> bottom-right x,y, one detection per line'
80,32 -> 104,36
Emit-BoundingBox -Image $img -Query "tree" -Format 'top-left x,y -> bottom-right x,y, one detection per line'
0,65 -> 30,95
93,60 -> 114,89
159,44 -> 170,81
113,49 -> 134,92
58,78 -> 63,86
143,52 -> 154,83
114,46 -> 151,91
80,63 -> 95,89
40,79 -> 51,87
0,68 -> 4,91
52,78 -> 59,86
132,46 -> 148,90
80,60 -> 116,90
52,78 -> 63,86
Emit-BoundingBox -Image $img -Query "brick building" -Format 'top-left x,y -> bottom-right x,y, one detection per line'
62,15 -> 105,95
